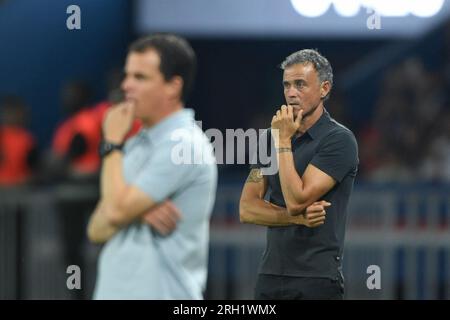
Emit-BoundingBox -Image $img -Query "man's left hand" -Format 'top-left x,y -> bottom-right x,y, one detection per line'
142,200 -> 182,236
271,105 -> 303,147
103,101 -> 135,144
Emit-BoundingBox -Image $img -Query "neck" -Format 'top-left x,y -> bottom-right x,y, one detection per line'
297,103 -> 324,135
142,101 -> 183,128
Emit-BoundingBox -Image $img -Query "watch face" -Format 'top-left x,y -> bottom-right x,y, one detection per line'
99,141 -> 122,157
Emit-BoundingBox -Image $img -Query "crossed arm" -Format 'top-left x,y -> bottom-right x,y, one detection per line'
87,151 -> 157,244
87,103 -> 185,244
277,150 -> 336,215
90,140 -> 336,241
239,168 -> 329,227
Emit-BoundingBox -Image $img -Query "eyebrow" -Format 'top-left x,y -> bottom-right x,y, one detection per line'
283,79 -> 306,85
124,70 -> 148,78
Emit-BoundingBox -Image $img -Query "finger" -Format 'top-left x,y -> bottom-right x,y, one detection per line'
309,216 -> 326,224
307,204 -> 324,213
307,210 -> 326,219
272,115 -> 277,123
310,221 -> 325,227
149,205 -> 175,227
306,211 -> 326,220
142,214 -> 170,235
142,213 -> 153,224
151,220 -> 170,235
125,101 -> 136,115
164,201 -> 182,220
105,108 -> 116,119
312,200 -> 331,208
123,104 -> 134,117
117,102 -> 127,111
155,212 -> 176,232
162,206 -> 180,225
295,109 -> 303,126
287,105 -> 293,120
276,110 -> 281,118
157,206 -> 178,227
281,105 -> 287,117
143,204 -> 178,228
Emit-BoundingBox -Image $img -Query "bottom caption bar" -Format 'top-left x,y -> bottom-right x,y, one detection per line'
171,303 -> 278,318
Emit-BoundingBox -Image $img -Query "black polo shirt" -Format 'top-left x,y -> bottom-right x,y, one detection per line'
251,109 -> 359,280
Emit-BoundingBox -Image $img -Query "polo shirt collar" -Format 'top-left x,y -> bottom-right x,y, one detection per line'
305,108 -> 330,140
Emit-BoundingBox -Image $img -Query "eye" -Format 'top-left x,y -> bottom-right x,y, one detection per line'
295,81 -> 304,89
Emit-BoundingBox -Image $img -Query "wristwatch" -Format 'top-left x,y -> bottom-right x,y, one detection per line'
99,140 -> 124,158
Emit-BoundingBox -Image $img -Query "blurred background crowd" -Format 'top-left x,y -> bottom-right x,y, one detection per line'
0,0 -> 449,300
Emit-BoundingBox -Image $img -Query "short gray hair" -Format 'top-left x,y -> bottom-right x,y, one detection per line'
280,49 -> 333,100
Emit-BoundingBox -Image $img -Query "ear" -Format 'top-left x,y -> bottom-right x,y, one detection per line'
320,81 -> 331,99
166,76 -> 184,100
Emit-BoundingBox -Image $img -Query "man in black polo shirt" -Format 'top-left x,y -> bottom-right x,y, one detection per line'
239,49 -> 358,300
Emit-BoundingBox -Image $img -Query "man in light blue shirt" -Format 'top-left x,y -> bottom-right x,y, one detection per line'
87,34 -> 217,299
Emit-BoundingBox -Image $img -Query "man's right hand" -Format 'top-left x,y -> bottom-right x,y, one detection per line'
141,200 -> 182,235
295,200 -> 330,228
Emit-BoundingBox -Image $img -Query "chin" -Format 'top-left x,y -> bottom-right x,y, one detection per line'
133,105 -> 144,117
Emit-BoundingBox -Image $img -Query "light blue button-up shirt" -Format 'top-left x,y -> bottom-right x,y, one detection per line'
93,109 -> 217,299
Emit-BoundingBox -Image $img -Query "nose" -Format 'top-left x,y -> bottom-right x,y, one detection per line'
286,86 -> 297,98
121,76 -> 131,93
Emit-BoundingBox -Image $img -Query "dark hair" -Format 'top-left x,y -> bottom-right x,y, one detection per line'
0,95 -> 28,126
280,49 -> 333,101
129,33 -> 197,102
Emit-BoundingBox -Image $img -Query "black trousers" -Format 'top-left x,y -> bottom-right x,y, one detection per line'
254,274 -> 344,300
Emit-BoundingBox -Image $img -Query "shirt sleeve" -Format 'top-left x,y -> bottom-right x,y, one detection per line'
131,140 -> 197,203
310,130 -> 359,183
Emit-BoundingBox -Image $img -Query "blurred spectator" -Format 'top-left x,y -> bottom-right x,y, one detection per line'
50,81 -> 100,179
357,125 -> 383,180
47,74 -> 142,183
358,56 -> 450,183
0,95 -> 38,186
419,109 -> 450,182
50,81 -> 100,300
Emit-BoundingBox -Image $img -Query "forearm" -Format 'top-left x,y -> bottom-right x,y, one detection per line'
87,201 -> 120,244
277,142 -> 307,214
100,152 -> 126,216
240,198 -> 304,227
